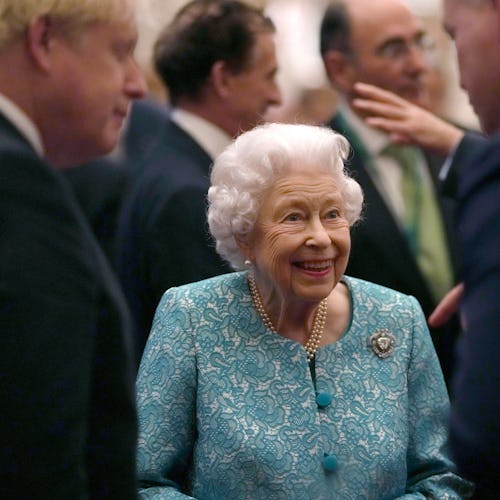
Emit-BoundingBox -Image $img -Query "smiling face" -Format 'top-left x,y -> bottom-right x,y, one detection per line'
241,165 -> 351,308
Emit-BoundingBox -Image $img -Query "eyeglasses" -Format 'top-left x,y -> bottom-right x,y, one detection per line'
376,33 -> 436,61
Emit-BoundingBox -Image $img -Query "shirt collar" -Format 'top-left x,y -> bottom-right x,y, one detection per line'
0,93 -> 44,157
339,100 -> 390,156
170,108 -> 232,160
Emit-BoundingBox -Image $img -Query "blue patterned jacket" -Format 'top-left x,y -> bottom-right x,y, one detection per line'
136,272 -> 472,499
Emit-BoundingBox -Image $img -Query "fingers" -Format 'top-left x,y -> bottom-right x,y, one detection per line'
428,283 -> 465,328
352,98 -> 405,119
361,116 -> 411,138
353,82 -> 407,106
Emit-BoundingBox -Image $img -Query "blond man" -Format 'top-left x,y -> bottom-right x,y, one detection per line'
0,1 -> 146,497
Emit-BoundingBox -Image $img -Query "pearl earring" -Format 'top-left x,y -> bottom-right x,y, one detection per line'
244,259 -> 252,267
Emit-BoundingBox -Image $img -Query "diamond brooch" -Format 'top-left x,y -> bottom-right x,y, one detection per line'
369,329 -> 396,358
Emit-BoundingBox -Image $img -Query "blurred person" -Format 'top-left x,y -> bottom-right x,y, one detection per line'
440,0 -> 500,495
345,84 -> 487,329
350,82 -> 466,158
135,122 -> 473,499
352,1 -> 500,494
319,0 -> 461,387
116,0 -> 282,358
63,98 -> 170,260
0,0 -> 146,497
347,82 -> 484,329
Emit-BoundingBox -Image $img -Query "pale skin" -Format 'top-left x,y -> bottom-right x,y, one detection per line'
352,82 -> 465,156
237,167 -> 351,349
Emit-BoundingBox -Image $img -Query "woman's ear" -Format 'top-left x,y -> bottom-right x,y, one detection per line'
235,234 -> 252,260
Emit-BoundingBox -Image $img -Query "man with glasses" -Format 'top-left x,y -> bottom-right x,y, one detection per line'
319,0 -> 461,388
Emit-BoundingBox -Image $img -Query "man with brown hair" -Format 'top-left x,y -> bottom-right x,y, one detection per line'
116,0 -> 282,357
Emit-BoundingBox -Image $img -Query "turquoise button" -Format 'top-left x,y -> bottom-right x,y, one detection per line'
322,453 -> 338,472
316,392 -> 333,408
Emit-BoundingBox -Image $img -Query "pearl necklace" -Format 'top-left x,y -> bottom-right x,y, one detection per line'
247,273 -> 328,362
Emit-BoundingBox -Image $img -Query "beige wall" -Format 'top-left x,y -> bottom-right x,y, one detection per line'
136,0 -> 479,128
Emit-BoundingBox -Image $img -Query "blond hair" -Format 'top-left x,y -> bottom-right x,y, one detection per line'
0,0 -> 136,51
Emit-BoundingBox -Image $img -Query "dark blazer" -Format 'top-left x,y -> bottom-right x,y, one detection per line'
0,114 -> 137,498
326,112 -> 461,386
63,98 -> 170,261
441,131 -> 488,198
449,135 -> 500,497
116,117 -> 232,359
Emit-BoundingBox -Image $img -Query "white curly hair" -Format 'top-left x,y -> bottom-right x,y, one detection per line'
207,122 -> 364,269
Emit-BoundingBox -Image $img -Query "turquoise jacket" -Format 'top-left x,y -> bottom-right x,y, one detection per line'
136,272 -> 472,499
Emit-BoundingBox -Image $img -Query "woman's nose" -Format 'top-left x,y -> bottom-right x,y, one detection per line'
305,218 -> 330,247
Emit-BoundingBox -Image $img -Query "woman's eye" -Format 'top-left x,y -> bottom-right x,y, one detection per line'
325,210 -> 339,219
285,213 -> 301,222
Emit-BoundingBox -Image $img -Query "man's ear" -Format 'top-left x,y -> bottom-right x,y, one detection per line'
210,60 -> 234,99
322,50 -> 356,93
26,15 -> 57,72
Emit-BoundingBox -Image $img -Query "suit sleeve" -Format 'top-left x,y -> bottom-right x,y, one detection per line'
136,287 -> 198,499
449,138 -> 500,495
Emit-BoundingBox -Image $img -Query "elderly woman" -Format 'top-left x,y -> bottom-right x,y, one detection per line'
136,123 -> 472,499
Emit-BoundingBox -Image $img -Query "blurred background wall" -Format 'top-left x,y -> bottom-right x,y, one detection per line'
135,0 -> 479,130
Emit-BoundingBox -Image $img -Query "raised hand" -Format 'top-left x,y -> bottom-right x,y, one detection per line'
352,82 -> 464,156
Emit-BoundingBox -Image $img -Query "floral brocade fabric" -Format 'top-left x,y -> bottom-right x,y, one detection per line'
136,272 -> 473,499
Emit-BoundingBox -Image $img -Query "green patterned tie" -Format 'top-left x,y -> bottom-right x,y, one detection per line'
382,144 -> 453,301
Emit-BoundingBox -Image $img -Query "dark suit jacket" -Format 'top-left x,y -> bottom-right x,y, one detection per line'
63,98 -> 170,261
116,117 -> 232,359
327,112 -> 461,386
441,131 -> 488,198
448,135 -> 500,497
0,115 -> 137,498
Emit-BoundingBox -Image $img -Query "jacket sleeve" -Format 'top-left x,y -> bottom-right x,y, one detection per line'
449,137 -> 500,495
136,287 -> 198,499
401,297 -> 474,499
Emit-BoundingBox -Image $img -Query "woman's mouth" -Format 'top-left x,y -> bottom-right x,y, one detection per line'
294,259 -> 333,272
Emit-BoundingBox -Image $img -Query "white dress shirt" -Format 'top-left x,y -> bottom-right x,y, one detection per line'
0,93 -> 44,157
170,108 -> 232,160
340,103 -> 434,224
